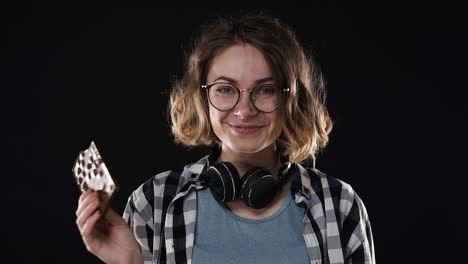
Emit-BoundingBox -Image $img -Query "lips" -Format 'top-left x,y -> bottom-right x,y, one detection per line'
227,123 -> 265,134
228,123 -> 264,129
233,126 -> 259,131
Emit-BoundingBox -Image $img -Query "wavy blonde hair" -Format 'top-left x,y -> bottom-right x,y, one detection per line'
169,13 -> 333,164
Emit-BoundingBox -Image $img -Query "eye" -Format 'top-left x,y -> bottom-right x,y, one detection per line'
214,84 -> 236,94
255,85 -> 277,95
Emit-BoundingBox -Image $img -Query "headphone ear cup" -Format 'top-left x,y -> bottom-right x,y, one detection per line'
240,167 -> 279,209
206,162 -> 241,204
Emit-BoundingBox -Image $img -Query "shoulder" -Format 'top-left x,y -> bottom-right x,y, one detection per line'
307,167 -> 370,222
123,165 -> 197,228
127,156 -> 207,212
308,167 -> 353,192
128,168 -> 184,207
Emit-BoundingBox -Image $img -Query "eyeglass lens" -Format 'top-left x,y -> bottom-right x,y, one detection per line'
208,83 -> 282,112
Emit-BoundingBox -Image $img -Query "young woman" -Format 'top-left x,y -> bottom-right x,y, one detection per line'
76,13 -> 375,264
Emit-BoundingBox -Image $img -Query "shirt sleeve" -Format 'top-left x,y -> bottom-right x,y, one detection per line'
123,193 -> 155,264
340,189 -> 376,264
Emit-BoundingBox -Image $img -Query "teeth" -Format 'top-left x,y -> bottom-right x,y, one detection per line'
231,125 -> 259,131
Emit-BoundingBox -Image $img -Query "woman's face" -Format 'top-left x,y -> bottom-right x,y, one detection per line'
206,43 -> 283,154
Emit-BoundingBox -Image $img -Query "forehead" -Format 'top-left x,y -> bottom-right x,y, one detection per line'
207,43 -> 272,84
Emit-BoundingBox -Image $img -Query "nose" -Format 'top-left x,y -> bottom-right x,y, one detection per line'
233,90 -> 258,118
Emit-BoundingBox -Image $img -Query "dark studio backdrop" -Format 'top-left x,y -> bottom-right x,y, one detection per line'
5,2 -> 466,264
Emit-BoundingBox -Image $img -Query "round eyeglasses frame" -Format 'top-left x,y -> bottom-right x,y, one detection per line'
201,82 -> 290,113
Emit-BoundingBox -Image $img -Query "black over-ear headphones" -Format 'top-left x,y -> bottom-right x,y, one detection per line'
204,161 -> 292,209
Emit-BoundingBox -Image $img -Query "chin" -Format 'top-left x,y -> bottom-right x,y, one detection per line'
232,146 -> 262,154
226,139 -> 272,154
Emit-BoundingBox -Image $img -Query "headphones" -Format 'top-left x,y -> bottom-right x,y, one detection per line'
204,161 -> 292,209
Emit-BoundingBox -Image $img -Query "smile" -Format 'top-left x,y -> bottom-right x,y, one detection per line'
227,123 -> 265,134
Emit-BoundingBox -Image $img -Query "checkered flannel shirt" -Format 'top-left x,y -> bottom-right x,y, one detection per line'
123,153 -> 375,264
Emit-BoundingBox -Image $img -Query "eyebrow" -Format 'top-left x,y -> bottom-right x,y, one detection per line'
213,76 -> 275,85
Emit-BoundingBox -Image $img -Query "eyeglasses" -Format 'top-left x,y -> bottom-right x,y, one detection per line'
201,82 -> 289,113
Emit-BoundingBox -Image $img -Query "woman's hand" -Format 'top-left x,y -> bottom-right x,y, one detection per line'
76,190 -> 143,264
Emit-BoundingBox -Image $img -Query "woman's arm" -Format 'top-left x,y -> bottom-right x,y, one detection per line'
341,191 -> 375,264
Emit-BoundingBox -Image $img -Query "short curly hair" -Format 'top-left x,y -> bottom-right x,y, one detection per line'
169,13 -> 333,164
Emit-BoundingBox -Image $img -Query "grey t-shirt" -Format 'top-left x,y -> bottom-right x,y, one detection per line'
192,187 -> 310,264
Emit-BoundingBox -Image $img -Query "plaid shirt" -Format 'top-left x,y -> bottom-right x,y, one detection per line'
123,153 -> 375,264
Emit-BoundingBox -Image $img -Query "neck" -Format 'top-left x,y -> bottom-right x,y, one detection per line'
217,144 -> 281,176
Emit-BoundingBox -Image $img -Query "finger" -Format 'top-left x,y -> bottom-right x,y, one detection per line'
76,191 -> 99,217
78,189 -> 93,205
97,191 -> 111,209
76,201 -> 100,230
97,190 -> 110,202
81,209 -> 101,237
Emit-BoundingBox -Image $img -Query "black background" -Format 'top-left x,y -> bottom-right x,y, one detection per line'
5,2 -> 466,263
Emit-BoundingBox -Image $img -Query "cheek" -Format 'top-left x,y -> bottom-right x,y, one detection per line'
209,107 -> 225,133
269,113 -> 283,136
209,107 -> 218,125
